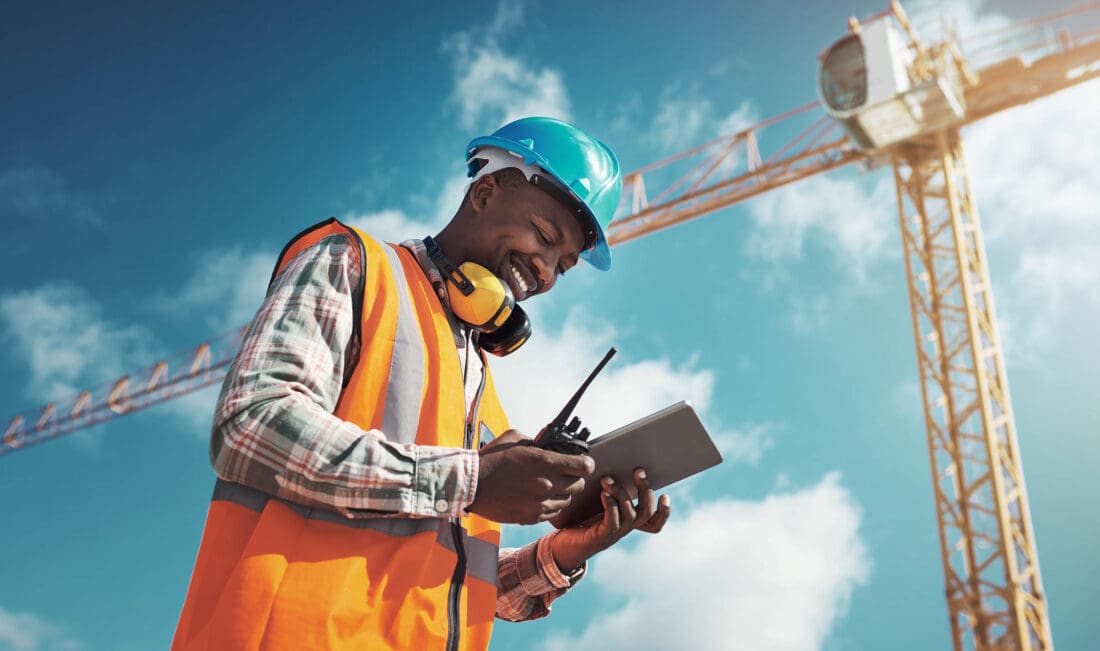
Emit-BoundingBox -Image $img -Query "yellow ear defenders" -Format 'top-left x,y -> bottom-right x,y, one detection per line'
422,236 -> 531,356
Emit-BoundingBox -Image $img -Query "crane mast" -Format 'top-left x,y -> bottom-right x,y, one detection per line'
894,130 -> 1049,649
5,4 -> 1100,650
817,2 -> 1100,646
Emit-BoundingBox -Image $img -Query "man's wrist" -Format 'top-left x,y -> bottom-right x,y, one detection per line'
539,530 -> 587,588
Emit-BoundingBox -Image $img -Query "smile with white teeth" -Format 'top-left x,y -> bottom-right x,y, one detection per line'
509,263 -> 530,296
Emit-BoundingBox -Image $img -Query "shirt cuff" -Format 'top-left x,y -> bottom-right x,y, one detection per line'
537,530 -> 586,590
411,444 -> 479,518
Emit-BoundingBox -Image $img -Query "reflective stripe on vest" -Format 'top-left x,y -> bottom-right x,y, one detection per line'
379,243 -> 425,444
212,479 -> 500,586
172,218 -> 510,651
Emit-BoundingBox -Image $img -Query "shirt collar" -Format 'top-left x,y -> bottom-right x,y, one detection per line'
402,238 -> 452,308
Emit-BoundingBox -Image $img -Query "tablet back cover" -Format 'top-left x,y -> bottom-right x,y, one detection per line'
551,401 -> 722,528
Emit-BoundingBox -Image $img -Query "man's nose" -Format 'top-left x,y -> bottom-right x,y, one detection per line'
533,254 -> 557,293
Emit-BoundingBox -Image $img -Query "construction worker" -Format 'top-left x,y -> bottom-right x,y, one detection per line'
172,116 -> 672,650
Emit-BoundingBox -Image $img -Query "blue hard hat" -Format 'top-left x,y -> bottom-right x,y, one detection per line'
466,117 -> 622,271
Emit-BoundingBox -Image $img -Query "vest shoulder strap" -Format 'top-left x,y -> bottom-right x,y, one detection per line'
270,218 -> 370,379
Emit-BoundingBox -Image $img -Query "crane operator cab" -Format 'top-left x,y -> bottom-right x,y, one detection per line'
818,8 -> 969,150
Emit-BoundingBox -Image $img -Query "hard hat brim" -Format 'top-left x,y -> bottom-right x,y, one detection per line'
581,232 -> 612,271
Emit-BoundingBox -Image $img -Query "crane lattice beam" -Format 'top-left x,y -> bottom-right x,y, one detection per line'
607,104 -> 867,246
1,329 -> 244,455
894,130 -> 1050,650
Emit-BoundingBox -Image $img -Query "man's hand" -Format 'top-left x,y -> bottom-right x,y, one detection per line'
466,430 -> 595,524
548,468 -> 672,572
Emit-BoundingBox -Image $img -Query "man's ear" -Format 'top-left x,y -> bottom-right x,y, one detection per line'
468,174 -> 498,215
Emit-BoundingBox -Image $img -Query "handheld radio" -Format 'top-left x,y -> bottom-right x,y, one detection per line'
533,347 -> 617,455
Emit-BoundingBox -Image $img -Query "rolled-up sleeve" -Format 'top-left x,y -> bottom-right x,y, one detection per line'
209,234 -> 478,518
496,531 -> 586,621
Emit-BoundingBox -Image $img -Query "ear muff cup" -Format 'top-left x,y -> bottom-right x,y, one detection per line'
446,261 -> 516,332
478,306 -> 531,357
421,236 -> 531,356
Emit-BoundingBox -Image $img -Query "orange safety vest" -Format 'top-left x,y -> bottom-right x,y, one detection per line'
172,219 -> 509,651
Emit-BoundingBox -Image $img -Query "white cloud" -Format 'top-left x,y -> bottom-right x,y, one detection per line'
651,92 -> 714,150
0,166 -> 100,227
966,82 -> 1100,238
489,306 -> 717,440
907,0 -> 1012,69
0,281 -> 224,443
745,172 -> 896,286
717,100 -> 761,136
444,3 -> 571,130
348,2 -> 580,245
482,300 -> 787,552
0,278 -> 238,441
891,377 -> 923,420
712,421 -> 776,466
160,247 -> 276,333
344,172 -> 472,244
492,305 -> 780,551
997,244 -> 1100,360
961,73 -> 1100,357
486,304 -> 776,517
606,93 -> 644,137
342,209 -> 429,245
649,85 -> 760,150
0,284 -> 153,403
788,294 -> 832,335
431,174 -> 475,226
164,383 -> 222,437
539,473 -> 870,651
0,606 -> 82,651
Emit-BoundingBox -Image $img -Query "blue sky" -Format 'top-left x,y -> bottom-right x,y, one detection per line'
2,1 -> 1098,649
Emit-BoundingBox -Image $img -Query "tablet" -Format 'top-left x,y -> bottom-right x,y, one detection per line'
550,401 -> 723,528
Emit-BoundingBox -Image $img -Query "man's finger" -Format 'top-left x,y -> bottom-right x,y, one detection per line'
604,476 -> 636,530
599,488 -> 620,534
552,476 -> 586,496
541,496 -> 573,514
633,468 -> 656,523
484,430 -> 528,449
639,494 -> 672,533
618,492 -> 637,530
543,451 -> 596,476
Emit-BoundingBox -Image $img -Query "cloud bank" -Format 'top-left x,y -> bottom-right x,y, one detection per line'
540,473 -> 870,651
0,606 -> 82,651
0,284 -> 153,403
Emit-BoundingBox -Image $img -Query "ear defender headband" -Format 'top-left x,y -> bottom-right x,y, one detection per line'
422,236 -> 531,356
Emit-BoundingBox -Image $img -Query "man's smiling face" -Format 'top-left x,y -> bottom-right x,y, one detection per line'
464,170 -> 587,301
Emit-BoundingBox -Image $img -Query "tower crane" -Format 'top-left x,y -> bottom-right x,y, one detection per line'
4,3 -> 1099,650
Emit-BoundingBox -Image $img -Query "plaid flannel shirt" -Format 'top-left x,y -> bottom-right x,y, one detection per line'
209,232 -> 582,622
